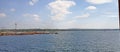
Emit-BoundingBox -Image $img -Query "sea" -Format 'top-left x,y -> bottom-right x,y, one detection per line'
0,30 -> 120,52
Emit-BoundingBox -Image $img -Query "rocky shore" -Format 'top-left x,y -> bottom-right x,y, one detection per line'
0,31 -> 58,36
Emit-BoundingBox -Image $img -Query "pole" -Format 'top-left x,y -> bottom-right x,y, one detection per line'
15,23 -> 17,34
118,0 -> 120,29
15,23 -> 17,30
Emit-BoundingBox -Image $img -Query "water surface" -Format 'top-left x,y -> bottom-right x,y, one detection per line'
0,30 -> 120,52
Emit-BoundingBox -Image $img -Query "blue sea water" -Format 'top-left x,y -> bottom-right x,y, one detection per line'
0,30 -> 120,52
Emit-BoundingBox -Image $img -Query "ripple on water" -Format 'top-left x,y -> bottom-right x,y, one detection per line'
0,31 -> 119,52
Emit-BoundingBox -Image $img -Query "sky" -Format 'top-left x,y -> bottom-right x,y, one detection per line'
0,0 -> 119,29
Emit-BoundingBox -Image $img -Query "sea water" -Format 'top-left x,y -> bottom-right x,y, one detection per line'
0,30 -> 120,52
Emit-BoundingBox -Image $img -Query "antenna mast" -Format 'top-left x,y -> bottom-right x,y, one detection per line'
119,0 -> 120,29
15,23 -> 17,30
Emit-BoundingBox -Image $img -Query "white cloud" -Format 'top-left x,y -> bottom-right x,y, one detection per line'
56,19 -> 118,29
33,14 -> 40,21
104,12 -> 113,14
23,14 -> 40,21
10,8 -> 16,12
64,20 -> 76,26
86,0 -> 112,4
0,13 -> 6,18
57,20 -> 77,29
79,21 -> 118,29
102,12 -> 118,18
75,13 -> 90,18
86,6 -> 96,10
29,0 -> 39,6
56,0 -> 67,1
105,14 -> 118,18
48,0 -> 76,21
108,15 -> 118,18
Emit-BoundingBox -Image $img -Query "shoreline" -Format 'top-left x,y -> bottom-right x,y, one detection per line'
0,29 -> 119,36
0,31 -> 58,36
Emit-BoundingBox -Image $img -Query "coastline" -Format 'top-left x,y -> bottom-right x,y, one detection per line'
0,31 -> 58,36
0,29 -> 119,36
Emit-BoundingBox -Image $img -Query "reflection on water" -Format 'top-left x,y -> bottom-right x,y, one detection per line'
0,30 -> 120,52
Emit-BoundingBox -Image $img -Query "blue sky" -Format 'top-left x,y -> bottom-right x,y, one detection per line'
0,0 -> 119,29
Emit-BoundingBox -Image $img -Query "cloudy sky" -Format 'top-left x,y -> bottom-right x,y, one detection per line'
0,0 -> 119,29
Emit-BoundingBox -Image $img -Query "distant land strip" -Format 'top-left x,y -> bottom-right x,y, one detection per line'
0,31 -> 58,36
0,29 -> 119,32
0,29 -> 119,36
